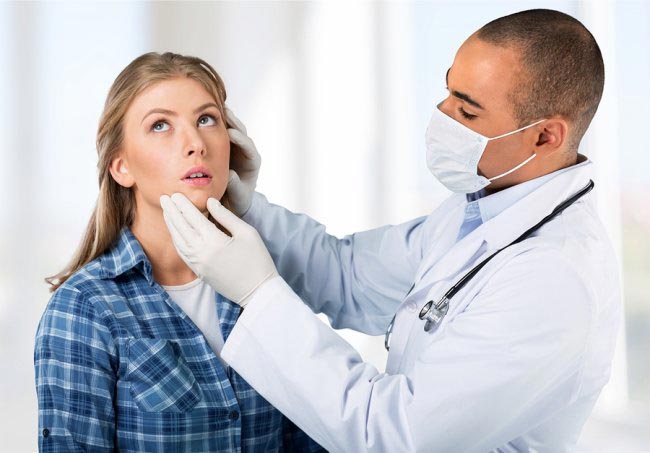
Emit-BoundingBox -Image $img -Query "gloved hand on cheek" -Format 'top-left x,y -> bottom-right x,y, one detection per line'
225,107 -> 261,217
160,192 -> 278,307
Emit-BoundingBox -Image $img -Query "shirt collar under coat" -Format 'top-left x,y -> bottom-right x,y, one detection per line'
98,226 -> 156,286
480,154 -> 594,251
467,155 -> 591,225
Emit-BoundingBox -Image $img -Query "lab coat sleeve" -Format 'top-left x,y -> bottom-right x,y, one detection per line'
241,192 -> 427,334
221,248 -> 594,452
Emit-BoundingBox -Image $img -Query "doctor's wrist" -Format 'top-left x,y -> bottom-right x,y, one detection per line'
238,271 -> 282,308
238,269 -> 280,308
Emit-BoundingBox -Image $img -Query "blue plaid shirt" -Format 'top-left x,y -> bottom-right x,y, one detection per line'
35,227 -> 325,452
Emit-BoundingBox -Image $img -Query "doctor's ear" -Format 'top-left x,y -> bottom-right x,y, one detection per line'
534,118 -> 568,156
109,155 -> 135,188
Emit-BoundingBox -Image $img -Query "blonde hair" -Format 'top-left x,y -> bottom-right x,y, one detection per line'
46,52 -> 230,292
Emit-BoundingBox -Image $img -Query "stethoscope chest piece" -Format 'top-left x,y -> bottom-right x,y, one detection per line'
419,298 -> 449,332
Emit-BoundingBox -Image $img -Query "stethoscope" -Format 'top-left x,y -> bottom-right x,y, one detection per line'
384,179 -> 594,351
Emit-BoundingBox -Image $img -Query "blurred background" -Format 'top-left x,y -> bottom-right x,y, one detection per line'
1,0 -> 648,451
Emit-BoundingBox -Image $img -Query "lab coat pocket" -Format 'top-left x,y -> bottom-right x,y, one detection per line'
127,338 -> 202,412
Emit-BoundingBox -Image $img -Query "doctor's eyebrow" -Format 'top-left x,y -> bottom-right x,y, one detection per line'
445,67 -> 485,110
141,102 -> 220,124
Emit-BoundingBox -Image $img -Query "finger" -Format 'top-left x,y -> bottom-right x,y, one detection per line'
225,106 -> 247,134
226,170 -> 246,203
163,210 -> 192,256
170,193 -> 213,238
163,210 -> 202,273
228,129 -> 256,157
228,130 -> 260,170
227,169 -> 242,190
160,195 -> 198,246
207,198 -> 248,235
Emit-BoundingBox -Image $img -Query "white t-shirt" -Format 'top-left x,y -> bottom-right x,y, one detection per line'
162,278 -> 227,367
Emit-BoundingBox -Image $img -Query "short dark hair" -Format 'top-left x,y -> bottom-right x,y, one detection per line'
476,9 -> 604,152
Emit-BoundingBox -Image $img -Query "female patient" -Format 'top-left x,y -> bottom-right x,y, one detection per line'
35,52 -> 322,452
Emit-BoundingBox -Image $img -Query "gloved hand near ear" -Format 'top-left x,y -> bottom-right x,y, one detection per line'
160,193 -> 278,307
225,107 -> 261,217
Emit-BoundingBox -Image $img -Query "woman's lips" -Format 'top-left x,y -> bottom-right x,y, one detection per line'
182,176 -> 213,186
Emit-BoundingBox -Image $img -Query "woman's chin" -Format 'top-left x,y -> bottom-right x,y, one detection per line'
157,191 -> 207,212
187,194 -> 209,212
158,188 -> 224,214
184,190 -> 224,213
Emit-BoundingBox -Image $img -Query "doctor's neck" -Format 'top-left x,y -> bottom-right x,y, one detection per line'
483,151 -> 580,195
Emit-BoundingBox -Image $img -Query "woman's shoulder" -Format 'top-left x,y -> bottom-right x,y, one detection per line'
37,257 -> 119,348
52,257 -> 106,298
36,258 -> 121,366
39,228 -> 157,337
43,252 -> 122,321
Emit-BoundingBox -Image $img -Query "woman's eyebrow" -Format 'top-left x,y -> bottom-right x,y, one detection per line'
141,102 -> 220,124
193,102 -> 220,114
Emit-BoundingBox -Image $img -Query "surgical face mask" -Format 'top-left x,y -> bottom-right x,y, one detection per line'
425,106 -> 545,193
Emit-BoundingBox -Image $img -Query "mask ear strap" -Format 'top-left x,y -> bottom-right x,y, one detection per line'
488,153 -> 537,181
488,118 -> 546,140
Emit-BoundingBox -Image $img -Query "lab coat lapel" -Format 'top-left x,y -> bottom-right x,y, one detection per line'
412,196 -> 467,286
391,229 -> 487,373
386,197 -> 467,371
412,202 -> 486,294
416,236 -> 486,292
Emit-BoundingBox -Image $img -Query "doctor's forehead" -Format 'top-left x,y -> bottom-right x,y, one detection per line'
446,36 -> 523,113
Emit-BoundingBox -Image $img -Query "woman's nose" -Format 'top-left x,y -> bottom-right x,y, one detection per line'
182,127 -> 207,157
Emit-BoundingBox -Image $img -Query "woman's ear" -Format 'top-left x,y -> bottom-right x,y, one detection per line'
109,155 -> 135,188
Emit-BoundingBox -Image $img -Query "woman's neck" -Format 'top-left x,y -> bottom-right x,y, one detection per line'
130,205 -> 198,286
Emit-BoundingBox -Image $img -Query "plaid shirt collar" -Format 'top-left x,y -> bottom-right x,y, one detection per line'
98,226 -> 156,286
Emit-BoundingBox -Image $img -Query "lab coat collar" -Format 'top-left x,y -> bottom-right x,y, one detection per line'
463,156 -> 588,225
98,226 -> 155,286
482,155 -> 594,250
414,156 -> 593,288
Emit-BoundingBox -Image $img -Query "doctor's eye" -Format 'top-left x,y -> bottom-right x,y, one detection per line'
151,120 -> 170,132
198,114 -> 217,127
458,107 -> 477,120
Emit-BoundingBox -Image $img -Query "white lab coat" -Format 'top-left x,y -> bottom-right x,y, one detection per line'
221,159 -> 622,452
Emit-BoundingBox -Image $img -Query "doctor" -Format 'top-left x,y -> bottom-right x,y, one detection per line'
160,9 -> 621,452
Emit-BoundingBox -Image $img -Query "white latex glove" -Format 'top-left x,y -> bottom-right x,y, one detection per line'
225,107 -> 261,216
160,192 -> 278,307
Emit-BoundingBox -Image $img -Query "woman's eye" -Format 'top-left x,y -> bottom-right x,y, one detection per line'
198,114 -> 217,127
151,120 -> 170,132
459,107 -> 477,120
